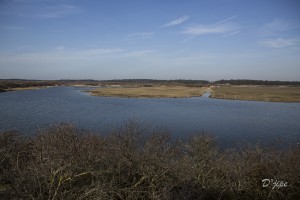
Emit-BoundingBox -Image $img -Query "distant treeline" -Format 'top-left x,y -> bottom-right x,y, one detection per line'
1,79 -> 300,92
0,79 -> 211,91
0,79 -> 100,92
214,79 -> 300,86
102,79 -> 210,84
101,79 -> 210,87
0,80 -> 56,92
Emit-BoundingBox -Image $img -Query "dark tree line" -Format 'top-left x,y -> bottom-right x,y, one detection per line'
101,79 -> 210,85
1,79 -> 300,92
213,79 -> 300,86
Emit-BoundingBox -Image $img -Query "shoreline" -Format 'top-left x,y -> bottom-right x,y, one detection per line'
1,84 -> 299,103
3,86 -> 53,92
208,96 -> 300,103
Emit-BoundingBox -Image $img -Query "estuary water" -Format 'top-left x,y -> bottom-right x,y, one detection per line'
0,86 -> 300,148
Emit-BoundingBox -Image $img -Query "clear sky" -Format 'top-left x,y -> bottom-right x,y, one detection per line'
0,0 -> 300,81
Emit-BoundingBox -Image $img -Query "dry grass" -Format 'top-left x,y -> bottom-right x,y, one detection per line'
210,86 -> 300,102
1,121 -> 299,200
88,86 -> 208,98
5,86 -> 50,91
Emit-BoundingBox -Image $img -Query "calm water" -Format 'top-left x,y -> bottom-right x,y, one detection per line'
1,86 -> 300,148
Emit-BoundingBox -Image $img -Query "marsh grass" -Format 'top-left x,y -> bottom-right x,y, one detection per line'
210,86 -> 300,102
0,121 -> 299,199
88,86 -> 208,98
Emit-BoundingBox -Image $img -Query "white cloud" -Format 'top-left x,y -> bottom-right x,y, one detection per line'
261,20 -> 299,36
266,20 -> 298,31
183,22 -> 239,36
124,32 -> 154,41
34,5 -> 81,18
222,31 -> 240,37
183,16 -> 239,36
163,16 -> 189,27
124,50 -> 154,57
214,15 -> 238,25
0,48 -> 125,62
55,46 -> 65,50
260,38 -> 300,48
0,48 -> 157,63
4,3 -> 81,19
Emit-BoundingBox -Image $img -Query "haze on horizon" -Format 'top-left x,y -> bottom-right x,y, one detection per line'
0,0 -> 300,81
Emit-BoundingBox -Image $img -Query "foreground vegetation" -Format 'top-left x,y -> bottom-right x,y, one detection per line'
88,86 -> 208,98
210,86 -> 300,102
1,121 -> 299,199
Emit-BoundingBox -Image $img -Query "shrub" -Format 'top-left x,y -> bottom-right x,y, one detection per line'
0,122 -> 299,199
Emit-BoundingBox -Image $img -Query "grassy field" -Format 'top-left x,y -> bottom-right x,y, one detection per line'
210,86 -> 300,102
88,86 -> 208,98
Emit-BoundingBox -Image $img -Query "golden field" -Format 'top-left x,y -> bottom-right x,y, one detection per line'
88,86 -> 208,98
210,86 -> 300,102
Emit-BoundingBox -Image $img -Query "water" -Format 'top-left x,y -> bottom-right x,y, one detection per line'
1,86 -> 300,148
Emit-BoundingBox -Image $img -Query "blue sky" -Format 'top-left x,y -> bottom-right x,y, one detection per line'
0,0 -> 300,81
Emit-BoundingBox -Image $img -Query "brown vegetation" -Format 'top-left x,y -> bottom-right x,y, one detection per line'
88,86 -> 208,98
1,121 -> 299,199
210,86 -> 300,102
0,80 -> 57,92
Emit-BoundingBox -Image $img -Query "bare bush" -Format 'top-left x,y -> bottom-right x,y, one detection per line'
0,121 -> 299,199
